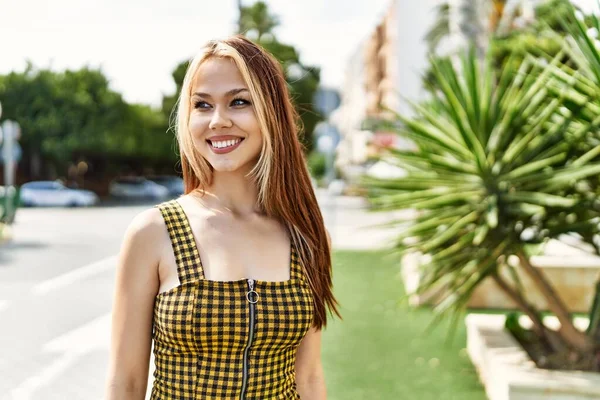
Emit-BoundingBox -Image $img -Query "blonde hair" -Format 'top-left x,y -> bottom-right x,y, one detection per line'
174,35 -> 340,329
176,39 -> 272,207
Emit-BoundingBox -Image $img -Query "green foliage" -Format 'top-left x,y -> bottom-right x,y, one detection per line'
0,1 -> 321,181
362,44 -> 600,347
424,0 -> 580,95
556,0 -> 600,342
239,1 -> 321,152
0,64 -> 174,178
424,3 -> 450,52
161,60 -> 189,123
489,0 -> 582,73
0,186 -> 20,224
307,151 -> 327,180
239,1 -> 280,42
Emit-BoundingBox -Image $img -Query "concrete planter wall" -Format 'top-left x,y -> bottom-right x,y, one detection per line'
466,314 -> 600,400
402,239 -> 600,313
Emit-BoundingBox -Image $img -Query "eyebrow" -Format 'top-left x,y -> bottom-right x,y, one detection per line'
192,88 -> 249,98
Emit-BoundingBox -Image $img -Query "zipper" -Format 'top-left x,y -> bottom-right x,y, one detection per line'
241,278 -> 258,399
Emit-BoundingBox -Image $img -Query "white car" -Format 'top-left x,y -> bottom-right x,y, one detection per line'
109,177 -> 170,199
20,181 -> 99,207
147,175 -> 184,197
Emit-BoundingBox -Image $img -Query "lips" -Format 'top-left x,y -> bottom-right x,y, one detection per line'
206,136 -> 245,154
206,135 -> 243,142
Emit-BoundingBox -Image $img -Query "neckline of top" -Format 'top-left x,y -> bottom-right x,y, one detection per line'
171,198 -> 297,284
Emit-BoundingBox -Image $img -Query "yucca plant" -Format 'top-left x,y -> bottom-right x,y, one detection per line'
555,0 -> 600,346
362,44 -> 600,366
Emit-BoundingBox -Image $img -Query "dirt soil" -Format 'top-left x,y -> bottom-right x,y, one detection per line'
510,327 -> 600,372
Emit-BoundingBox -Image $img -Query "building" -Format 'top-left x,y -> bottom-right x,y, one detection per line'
333,0 -> 443,176
333,0 -> 549,177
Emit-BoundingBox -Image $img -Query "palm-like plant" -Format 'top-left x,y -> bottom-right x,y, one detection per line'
363,42 -> 600,359
556,0 -> 600,345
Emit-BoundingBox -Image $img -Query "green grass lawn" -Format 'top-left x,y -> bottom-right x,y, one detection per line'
322,250 -> 486,400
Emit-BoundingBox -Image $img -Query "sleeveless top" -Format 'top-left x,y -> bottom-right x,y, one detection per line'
150,199 -> 315,400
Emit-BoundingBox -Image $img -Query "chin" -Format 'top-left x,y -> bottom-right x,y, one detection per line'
210,158 -> 259,175
210,163 -> 238,172
208,159 -> 246,172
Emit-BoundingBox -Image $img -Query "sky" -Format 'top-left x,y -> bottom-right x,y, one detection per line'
0,0 -> 391,107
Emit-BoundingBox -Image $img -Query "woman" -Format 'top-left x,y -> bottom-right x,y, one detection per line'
105,35 -> 340,400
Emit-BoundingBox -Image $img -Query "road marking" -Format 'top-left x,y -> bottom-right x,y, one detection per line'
43,313 -> 111,353
31,255 -> 118,296
10,313 -> 112,400
11,352 -> 82,400
10,312 -> 155,399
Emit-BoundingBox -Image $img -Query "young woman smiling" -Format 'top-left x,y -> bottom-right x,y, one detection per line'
105,35 -> 340,400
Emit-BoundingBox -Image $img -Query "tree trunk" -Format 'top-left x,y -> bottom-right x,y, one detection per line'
516,249 -> 592,351
580,234 -> 600,345
30,149 -> 42,180
492,273 -> 566,352
587,281 -> 600,344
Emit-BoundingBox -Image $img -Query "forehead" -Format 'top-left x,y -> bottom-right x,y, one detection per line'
192,57 -> 247,93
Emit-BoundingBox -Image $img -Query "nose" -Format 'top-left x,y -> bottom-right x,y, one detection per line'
208,107 -> 233,130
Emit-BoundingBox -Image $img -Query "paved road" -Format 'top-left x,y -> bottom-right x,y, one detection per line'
0,192 -> 408,400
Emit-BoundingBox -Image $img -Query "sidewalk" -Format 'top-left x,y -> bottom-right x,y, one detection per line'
316,189 -> 414,250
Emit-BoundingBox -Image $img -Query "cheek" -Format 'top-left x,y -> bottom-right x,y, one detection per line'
188,114 -> 208,138
238,111 -> 261,136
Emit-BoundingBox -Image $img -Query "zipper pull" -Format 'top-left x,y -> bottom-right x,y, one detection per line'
246,279 -> 259,304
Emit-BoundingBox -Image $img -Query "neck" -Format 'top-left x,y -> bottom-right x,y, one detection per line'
194,169 -> 260,216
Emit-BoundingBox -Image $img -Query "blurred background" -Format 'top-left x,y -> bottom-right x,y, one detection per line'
4,0 -> 600,399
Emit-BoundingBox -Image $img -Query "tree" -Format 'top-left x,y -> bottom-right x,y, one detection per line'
364,45 -> 600,368
423,0 -> 578,94
238,1 -> 279,42
239,2 -> 321,152
161,60 -> 189,124
0,64 -> 175,181
365,0 -> 600,367
215,1 -> 315,152
425,0 -> 506,56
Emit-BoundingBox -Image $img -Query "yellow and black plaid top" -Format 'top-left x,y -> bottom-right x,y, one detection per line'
151,199 -> 315,399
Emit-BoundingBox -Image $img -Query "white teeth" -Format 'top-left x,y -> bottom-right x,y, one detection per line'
211,138 -> 241,149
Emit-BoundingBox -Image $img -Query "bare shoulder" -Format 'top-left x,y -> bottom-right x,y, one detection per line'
126,206 -> 167,239
117,207 -> 169,284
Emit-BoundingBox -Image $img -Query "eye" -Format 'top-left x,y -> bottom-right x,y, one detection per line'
231,98 -> 251,107
193,100 -> 211,110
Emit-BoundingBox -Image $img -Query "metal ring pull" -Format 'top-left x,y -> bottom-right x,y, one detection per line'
246,290 -> 259,304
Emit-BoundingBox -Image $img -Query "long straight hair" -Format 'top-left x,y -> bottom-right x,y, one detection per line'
175,35 -> 340,329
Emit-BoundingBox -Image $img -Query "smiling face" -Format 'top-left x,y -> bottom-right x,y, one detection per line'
188,57 -> 263,174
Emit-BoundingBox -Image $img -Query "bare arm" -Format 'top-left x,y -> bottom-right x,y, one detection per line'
296,326 -> 326,400
295,229 -> 332,399
105,209 -> 164,400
